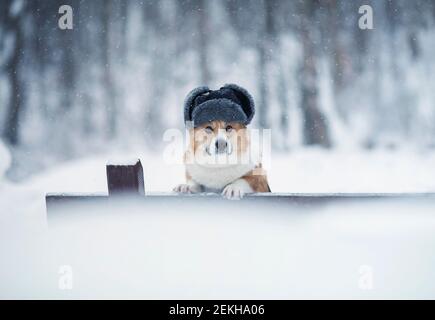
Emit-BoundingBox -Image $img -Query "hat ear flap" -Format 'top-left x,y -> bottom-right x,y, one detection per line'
184,86 -> 210,124
223,84 -> 255,124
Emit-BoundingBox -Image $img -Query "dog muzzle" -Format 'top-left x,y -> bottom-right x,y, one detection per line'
208,136 -> 232,155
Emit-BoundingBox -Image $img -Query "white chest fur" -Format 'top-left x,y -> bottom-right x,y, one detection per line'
186,163 -> 255,190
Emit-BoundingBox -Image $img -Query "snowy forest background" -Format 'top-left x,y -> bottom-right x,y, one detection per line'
3,0 -> 435,299
1,0 -> 435,181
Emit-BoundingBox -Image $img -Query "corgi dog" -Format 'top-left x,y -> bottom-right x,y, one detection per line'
173,84 -> 270,199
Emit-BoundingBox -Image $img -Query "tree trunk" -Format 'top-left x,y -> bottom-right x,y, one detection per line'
102,0 -> 117,139
257,40 -> 268,129
408,31 -> 420,60
256,0 -> 274,129
328,0 -> 348,93
323,0 -> 352,123
299,0 -> 331,147
118,0 -> 129,62
3,1 -> 25,145
60,25 -> 75,111
32,0 -> 50,116
197,0 -> 210,84
141,1 -> 165,146
278,69 -> 289,149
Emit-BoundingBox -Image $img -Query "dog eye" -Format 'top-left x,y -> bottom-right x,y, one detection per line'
205,126 -> 213,133
225,125 -> 233,132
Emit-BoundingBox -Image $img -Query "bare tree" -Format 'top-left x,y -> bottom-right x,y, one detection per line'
141,0 -> 167,145
1,0 -> 27,145
101,0 -> 117,139
256,0 -> 273,129
298,0 -> 331,147
197,0 -> 211,84
58,0 -> 77,112
116,0 -> 129,63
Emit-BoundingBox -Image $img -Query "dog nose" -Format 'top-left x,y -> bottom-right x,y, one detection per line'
215,139 -> 227,153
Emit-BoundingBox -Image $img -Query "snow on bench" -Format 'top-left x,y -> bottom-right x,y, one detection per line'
45,159 -> 435,217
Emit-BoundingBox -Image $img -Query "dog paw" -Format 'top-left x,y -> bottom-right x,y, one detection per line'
222,184 -> 245,200
173,184 -> 199,194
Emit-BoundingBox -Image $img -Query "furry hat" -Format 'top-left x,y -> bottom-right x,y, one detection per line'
184,84 -> 255,127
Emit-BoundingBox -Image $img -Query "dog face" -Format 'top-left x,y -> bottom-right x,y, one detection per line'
186,120 -> 250,167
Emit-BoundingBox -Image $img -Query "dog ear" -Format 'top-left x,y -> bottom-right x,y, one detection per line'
222,84 -> 255,124
184,86 -> 210,124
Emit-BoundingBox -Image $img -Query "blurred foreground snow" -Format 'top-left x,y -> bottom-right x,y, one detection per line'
1,148 -> 435,299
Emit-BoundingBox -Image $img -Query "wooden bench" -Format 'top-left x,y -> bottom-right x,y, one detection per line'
45,160 -> 435,217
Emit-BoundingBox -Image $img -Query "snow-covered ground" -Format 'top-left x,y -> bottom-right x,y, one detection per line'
11,147 -> 435,194
1,147 -> 435,299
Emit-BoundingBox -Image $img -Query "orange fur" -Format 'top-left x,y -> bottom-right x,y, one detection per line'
240,166 -> 271,192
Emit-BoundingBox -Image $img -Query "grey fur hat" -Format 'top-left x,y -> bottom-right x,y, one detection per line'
184,84 -> 255,127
